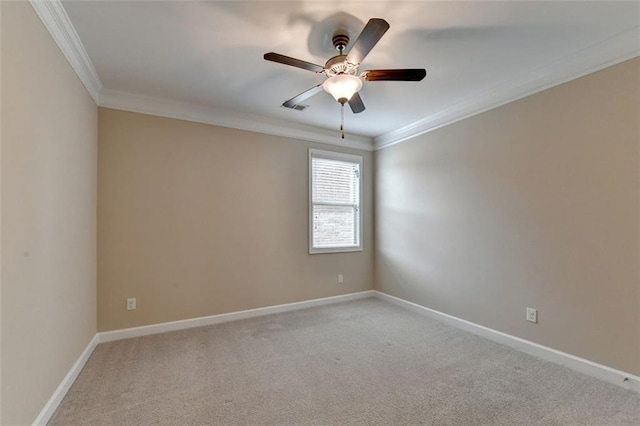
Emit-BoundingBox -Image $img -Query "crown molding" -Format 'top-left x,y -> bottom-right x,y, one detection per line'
374,26 -> 640,151
30,0 -> 371,149
31,0 -> 637,152
98,89 -> 374,151
29,0 -> 102,103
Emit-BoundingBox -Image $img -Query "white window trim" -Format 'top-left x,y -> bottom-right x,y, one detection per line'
309,148 -> 364,254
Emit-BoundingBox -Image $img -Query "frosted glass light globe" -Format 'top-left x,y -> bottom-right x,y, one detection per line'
322,75 -> 363,103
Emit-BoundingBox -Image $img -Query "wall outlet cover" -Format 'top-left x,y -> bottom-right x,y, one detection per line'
526,307 -> 537,323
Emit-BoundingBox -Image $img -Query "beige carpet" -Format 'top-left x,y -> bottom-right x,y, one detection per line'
50,298 -> 639,425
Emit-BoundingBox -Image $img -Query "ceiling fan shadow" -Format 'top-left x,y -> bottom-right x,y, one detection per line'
300,12 -> 365,58
401,24 -> 564,43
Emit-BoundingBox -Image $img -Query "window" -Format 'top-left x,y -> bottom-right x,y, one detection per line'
309,149 -> 363,254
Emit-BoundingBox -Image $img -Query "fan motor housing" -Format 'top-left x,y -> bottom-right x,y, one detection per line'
325,54 -> 347,71
324,54 -> 358,76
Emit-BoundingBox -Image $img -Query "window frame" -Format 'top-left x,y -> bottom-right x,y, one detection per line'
308,148 -> 364,254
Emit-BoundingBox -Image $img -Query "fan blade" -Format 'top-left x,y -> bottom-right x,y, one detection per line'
264,52 -> 324,73
282,84 -> 324,108
348,93 -> 365,114
363,69 -> 426,81
346,18 -> 390,65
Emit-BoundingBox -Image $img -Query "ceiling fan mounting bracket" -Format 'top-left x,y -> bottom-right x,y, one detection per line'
332,33 -> 350,53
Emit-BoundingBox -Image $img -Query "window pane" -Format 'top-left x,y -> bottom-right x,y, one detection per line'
312,205 -> 360,248
309,150 -> 362,252
312,158 -> 359,205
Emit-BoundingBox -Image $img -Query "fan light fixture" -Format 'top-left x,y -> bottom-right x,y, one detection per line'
322,74 -> 362,104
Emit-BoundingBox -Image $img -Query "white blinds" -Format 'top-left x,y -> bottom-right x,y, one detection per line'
311,155 -> 361,250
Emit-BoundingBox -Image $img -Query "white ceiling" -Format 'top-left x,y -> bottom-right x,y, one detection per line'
60,0 -> 639,143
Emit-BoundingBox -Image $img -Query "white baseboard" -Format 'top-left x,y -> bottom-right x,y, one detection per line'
98,290 -> 375,343
35,288 -> 635,425
373,290 -> 639,393
32,335 -> 99,425
33,291 -> 375,423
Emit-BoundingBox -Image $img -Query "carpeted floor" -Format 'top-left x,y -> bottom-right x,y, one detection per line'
49,298 -> 639,425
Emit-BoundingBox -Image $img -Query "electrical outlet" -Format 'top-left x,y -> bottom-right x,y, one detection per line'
127,298 -> 137,310
526,307 -> 537,323
337,274 -> 344,284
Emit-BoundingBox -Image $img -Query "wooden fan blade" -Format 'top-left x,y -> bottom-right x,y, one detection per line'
264,52 -> 324,73
282,84 -> 324,108
348,93 -> 365,114
363,69 -> 427,81
346,18 -> 390,65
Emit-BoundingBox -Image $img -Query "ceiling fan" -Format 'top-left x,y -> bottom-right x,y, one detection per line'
264,18 -> 426,138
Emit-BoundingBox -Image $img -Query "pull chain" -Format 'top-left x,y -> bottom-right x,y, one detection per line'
340,102 -> 345,139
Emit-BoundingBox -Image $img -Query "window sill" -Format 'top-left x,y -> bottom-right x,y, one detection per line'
309,247 -> 363,255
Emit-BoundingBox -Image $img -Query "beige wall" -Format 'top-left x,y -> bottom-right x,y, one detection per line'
0,4 -> 634,422
1,2 -> 98,424
98,108 -> 373,331
375,58 -> 640,375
